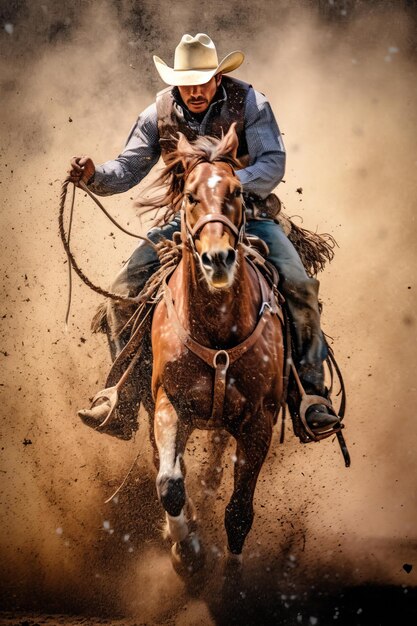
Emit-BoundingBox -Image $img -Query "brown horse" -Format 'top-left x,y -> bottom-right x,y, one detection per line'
149,124 -> 284,570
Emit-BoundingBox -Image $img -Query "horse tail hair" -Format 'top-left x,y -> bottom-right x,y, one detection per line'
91,301 -> 108,334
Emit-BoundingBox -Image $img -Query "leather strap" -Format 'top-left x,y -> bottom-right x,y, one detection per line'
189,213 -> 240,239
163,279 -> 273,367
212,350 -> 229,421
162,263 -> 281,421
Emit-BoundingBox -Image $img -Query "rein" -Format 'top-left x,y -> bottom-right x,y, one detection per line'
59,178 -> 160,323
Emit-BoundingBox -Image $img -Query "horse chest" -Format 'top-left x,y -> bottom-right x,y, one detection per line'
153,273 -> 283,425
161,345 -> 279,424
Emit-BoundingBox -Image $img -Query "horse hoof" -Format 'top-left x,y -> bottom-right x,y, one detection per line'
171,532 -> 205,575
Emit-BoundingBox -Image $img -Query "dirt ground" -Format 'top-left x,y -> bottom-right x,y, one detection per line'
1,1 -> 417,625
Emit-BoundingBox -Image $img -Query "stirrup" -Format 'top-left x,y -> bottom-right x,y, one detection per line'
78,385 -> 119,431
77,386 -> 135,441
288,358 -> 350,467
299,394 -> 342,442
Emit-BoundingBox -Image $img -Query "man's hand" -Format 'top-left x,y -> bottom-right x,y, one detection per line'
68,156 -> 96,186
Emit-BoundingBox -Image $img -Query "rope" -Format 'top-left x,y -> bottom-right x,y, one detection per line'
78,181 -> 158,242
64,184 -> 75,329
58,178 -> 159,304
104,445 -> 143,504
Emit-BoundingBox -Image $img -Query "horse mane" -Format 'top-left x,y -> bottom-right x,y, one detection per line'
136,133 -> 241,225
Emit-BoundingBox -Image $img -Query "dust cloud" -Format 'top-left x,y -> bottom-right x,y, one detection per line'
0,1 -> 416,624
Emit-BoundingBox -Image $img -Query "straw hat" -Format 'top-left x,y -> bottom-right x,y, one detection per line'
153,33 -> 244,86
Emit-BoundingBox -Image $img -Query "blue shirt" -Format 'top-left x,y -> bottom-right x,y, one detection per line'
89,83 -> 286,199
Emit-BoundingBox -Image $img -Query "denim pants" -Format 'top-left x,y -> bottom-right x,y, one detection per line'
108,215 -> 327,392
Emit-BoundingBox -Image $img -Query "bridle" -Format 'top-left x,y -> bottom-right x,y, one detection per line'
161,157 -> 281,425
179,159 -> 246,253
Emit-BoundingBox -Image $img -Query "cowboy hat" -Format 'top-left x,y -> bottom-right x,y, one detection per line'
153,33 -> 244,86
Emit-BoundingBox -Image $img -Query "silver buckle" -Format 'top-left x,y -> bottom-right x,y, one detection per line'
260,301 -> 272,315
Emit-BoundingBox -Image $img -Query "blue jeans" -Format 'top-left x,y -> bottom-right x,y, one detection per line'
109,215 -> 327,391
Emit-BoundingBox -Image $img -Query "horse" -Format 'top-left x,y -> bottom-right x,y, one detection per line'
145,123 -> 284,570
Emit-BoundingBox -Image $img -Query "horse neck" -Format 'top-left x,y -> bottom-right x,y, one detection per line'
181,246 -> 260,348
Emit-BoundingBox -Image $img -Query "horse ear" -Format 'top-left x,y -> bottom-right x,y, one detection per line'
222,122 -> 239,160
177,132 -> 193,169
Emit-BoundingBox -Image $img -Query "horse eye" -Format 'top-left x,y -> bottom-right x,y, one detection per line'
186,192 -> 197,204
234,188 -> 242,198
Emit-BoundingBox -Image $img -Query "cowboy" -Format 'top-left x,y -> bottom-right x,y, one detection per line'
69,33 -> 338,435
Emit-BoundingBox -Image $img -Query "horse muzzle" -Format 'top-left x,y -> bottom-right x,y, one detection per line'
199,247 -> 237,289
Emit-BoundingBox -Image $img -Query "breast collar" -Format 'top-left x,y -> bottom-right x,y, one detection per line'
162,258 -> 282,424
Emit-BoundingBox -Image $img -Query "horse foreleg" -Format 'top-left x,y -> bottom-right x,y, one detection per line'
202,429 -> 230,493
225,413 -> 273,557
154,388 -> 204,573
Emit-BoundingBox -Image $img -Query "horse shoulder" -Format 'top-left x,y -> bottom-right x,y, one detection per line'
151,269 -> 185,397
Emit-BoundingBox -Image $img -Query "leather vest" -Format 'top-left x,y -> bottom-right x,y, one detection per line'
156,76 -> 250,165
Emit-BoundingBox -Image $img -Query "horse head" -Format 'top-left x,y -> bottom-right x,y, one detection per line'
177,123 -> 244,290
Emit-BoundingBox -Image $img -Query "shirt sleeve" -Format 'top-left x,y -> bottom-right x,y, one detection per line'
87,103 -> 161,196
236,87 -> 286,199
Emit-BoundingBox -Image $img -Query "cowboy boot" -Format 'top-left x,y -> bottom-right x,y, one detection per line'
285,279 -> 340,434
77,269 -> 153,438
77,330 -> 143,440
306,405 -> 339,432
300,368 -> 340,433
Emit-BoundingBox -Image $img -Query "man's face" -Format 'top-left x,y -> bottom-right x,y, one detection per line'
178,74 -> 222,114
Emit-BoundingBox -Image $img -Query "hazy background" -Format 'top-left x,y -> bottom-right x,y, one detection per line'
1,1 -> 416,624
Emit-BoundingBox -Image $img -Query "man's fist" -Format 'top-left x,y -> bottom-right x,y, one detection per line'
68,156 -> 96,185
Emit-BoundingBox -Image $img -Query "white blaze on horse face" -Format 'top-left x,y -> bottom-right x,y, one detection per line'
207,173 -> 222,190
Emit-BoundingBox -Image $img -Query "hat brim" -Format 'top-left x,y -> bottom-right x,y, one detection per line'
153,51 -> 244,86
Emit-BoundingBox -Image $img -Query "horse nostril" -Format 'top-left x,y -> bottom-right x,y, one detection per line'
201,252 -> 212,269
225,249 -> 236,267
201,249 -> 235,272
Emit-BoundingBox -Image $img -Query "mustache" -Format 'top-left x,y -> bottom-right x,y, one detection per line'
188,97 -> 207,103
